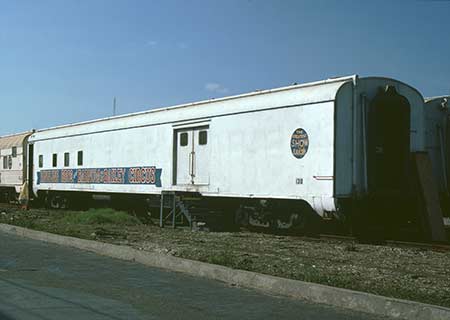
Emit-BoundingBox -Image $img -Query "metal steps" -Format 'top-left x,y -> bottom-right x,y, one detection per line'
159,192 -> 193,228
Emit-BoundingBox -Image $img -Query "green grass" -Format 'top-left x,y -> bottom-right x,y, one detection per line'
61,208 -> 141,226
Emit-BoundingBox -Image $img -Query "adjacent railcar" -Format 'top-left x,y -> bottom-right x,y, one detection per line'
27,75 -> 425,230
0,131 -> 33,201
424,96 -> 450,215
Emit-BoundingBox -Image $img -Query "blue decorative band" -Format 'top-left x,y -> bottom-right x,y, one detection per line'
37,166 -> 162,187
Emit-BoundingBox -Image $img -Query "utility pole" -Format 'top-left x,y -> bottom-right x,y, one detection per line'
113,97 -> 117,116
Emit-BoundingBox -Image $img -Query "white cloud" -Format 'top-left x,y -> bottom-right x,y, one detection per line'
205,82 -> 229,94
177,42 -> 188,49
146,40 -> 157,46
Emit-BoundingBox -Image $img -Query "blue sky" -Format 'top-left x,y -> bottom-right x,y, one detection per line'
0,0 -> 449,135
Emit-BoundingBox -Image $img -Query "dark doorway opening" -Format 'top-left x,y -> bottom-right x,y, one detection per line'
368,86 -> 411,193
355,86 -> 415,241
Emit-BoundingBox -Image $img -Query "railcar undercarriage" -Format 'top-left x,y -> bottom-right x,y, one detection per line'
23,187 -> 447,244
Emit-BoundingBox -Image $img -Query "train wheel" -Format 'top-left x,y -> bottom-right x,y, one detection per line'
48,194 -> 68,210
290,203 -> 323,236
234,206 -> 250,227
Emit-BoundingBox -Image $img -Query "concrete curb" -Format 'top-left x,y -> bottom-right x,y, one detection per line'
1,223 -> 449,320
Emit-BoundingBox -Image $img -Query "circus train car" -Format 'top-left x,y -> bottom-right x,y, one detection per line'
0,131 -> 33,202
27,75 -> 426,235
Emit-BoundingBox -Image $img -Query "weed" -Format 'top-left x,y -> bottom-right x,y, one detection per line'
61,208 -> 141,226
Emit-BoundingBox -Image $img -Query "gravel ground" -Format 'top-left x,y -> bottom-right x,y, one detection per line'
1,205 -> 449,308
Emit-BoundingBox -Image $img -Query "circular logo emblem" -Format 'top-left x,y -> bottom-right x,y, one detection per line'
291,128 -> 309,159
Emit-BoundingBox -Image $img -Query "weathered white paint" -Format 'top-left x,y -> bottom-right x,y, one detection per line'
29,76 -> 426,215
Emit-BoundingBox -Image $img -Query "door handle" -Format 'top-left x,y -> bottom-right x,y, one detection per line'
192,151 -> 195,178
189,152 -> 196,177
189,152 -> 193,176
189,151 -> 195,184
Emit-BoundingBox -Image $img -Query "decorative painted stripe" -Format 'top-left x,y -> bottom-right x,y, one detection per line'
37,166 -> 162,187
313,175 -> 334,180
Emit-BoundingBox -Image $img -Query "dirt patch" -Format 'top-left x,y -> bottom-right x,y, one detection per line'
1,204 -> 449,308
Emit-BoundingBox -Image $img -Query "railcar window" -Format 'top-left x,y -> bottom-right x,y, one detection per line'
52,154 -> 57,167
2,156 -> 7,169
64,152 -> 70,167
77,151 -> 83,166
8,156 -> 12,169
12,146 -> 17,157
39,155 -> 43,168
199,130 -> 207,145
180,133 -> 188,146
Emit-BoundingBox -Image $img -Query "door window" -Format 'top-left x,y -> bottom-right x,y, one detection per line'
180,132 -> 188,146
199,130 -> 207,145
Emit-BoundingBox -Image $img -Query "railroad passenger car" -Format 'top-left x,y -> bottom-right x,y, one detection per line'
27,75 -> 426,231
0,131 -> 33,201
425,96 -> 450,216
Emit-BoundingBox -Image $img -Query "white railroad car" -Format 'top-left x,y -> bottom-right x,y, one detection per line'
28,75 -> 425,230
424,96 -> 450,215
0,131 -> 33,201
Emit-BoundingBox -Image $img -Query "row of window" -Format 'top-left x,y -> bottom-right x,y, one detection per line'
1,146 -> 19,169
1,146 -> 19,170
38,151 -> 83,168
180,130 -> 208,147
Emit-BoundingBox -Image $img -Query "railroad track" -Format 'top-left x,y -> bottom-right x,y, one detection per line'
317,233 -> 450,252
